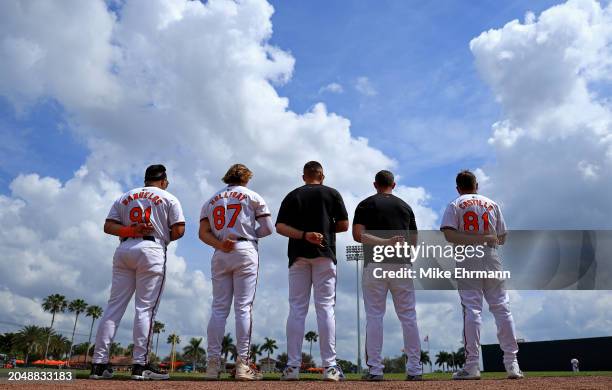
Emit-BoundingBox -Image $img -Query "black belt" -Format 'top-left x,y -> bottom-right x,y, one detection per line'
237,237 -> 257,243
121,236 -> 156,242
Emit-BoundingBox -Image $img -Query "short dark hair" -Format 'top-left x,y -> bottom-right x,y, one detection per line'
222,164 -> 253,185
145,164 -> 167,182
375,170 -> 394,187
456,170 -> 477,191
303,161 -> 323,179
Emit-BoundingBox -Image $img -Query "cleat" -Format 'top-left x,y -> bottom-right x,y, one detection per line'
323,365 -> 345,382
362,372 -> 384,381
280,366 -> 300,381
89,363 -> 113,379
235,357 -> 263,381
205,357 -> 221,380
131,363 -> 169,380
405,374 -> 423,381
505,361 -> 524,379
452,368 -> 481,380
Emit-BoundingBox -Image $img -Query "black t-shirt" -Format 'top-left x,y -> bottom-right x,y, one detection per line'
276,184 -> 349,266
353,192 -> 417,231
353,193 -> 418,266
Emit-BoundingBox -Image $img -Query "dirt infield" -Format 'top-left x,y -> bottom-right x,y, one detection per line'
3,376 -> 612,390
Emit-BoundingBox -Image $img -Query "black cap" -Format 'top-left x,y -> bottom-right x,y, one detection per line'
145,164 -> 167,182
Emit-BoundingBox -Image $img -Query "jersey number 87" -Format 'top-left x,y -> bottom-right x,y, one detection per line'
212,204 -> 242,230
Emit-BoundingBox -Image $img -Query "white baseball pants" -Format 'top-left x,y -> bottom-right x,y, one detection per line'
286,257 -> 337,368
458,251 -> 519,371
362,264 -> 421,376
207,246 -> 258,361
93,241 -> 166,365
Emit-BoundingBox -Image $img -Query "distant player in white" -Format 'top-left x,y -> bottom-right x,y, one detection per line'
440,170 -> 523,380
199,164 -> 273,381
571,358 -> 579,372
91,164 -> 185,381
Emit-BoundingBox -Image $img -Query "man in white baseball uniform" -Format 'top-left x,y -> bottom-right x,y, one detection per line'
440,170 -> 523,380
91,164 -> 185,380
199,164 -> 273,381
276,161 -> 349,382
352,170 -> 422,381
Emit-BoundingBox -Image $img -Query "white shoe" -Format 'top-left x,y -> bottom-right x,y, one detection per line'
280,366 -> 299,381
235,357 -> 263,381
452,367 -> 481,380
505,361 -> 524,379
205,357 -> 221,380
323,365 -> 345,382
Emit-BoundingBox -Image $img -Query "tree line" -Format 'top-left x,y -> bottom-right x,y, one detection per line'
0,293 -> 466,373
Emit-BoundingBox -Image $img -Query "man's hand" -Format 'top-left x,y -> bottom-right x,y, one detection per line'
217,238 -> 236,253
134,223 -> 155,237
483,234 -> 499,247
385,235 -> 405,245
305,232 -> 325,247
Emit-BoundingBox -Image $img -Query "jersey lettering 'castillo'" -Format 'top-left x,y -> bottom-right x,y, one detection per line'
208,190 -> 248,205
458,198 -> 494,212
122,190 -> 163,206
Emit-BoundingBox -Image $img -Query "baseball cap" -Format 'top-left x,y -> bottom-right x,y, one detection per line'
145,164 -> 167,182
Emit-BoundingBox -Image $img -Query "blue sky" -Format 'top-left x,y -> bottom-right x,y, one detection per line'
1,0 -> 611,366
0,0 -> 561,212
268,0 -> 561,211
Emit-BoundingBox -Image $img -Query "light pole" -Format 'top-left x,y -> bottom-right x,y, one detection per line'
346,245 -> 364,373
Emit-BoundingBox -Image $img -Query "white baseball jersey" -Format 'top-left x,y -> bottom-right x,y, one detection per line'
440,193 -> 519,372
200,185 -> 270,241
106,186 -> 185,245
440,193 -> 506,235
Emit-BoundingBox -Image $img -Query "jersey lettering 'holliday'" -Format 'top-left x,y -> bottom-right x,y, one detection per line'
200,185 -> 271,241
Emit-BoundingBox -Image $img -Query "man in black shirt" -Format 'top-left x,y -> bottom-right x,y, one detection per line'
276,161 -> 349,382
352,170 -> 422,381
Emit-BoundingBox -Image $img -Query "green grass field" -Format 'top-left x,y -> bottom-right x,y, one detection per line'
2,368 -> 612,381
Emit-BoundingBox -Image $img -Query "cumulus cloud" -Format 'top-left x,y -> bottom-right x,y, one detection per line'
469,0 -> 612,347
355,76 -> 377,96
319,82 -> 344,94
471,0 -> 612,229
0,0 -> 435,359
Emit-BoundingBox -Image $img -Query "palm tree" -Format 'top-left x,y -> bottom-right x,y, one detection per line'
167,333 -> 180,372
0,333 -> 17,355
261,337 -> 278,361
435,351 -> 450,372
276,352 -> 288,370
84,305 -> 102,365
221,333 -> 235,366
16,325 -> 44,365
249,343 -> 262,363
183,337 -> 205,372
420,350 -> 431,374
229,344 -> 238,362
304,331 -> 318,357
152,321 -> 165,358
48,333 -> 70,361
67,299 -> 88,363
455,347 -> 466,368
42,294 -> 68,363
109,342 -> 123,359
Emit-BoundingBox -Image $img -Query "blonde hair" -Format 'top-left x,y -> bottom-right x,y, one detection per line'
222,164 -> 253,185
